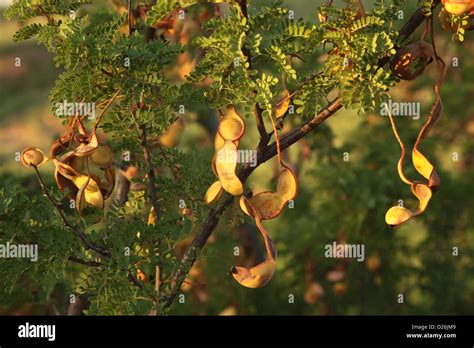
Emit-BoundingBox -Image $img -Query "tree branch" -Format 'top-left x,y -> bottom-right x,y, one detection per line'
68,255 -> 102,267
140,124 -> 161,221
160,1 -> 439,309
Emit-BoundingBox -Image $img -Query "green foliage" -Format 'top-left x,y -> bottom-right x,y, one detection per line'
2,0 -> 472,316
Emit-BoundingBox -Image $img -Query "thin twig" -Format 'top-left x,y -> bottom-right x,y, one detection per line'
139,125 -> 161,221
33,166 -> 110,257
138,124 -> 163,298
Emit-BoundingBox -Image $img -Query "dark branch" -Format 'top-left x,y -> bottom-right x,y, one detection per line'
68,255 -> 102,268
139,124 -> 161,222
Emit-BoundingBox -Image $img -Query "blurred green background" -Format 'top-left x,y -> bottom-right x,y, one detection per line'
0,0 -> 473,315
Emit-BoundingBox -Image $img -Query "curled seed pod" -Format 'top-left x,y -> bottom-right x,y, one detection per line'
412,148 -> 440,190
411,182 -> 433,212
385,182 -> 433,228
240,193 -> 285,220
215,140 -> 243,196
442,0 -> 474,15
240,163 -> 297,220
230,260 -> 277,289
204,181 -> 223,205
411,99 -> 443,191
390,41 -> 434,80
231,197 -> 277,288
73,129 -> 99,157
384,50 -> 445,228
217,105 -> 245,141
21,147 -> 48,167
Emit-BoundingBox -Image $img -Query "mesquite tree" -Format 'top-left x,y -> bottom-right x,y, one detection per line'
1,0 -> 472,315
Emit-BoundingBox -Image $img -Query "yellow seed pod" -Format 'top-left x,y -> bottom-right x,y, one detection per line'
411,183 -> 433,212
72,174 -> 104,210
214,132 -> 226,150
232,197 -> 278,288
443,0 -> 473,15
54,160 -> 81,181
21,147 -> 48,167
276,165 -> 298,201
412,148 -> 440,189
385,206 -> 413,228
204,181 -> 223,205
90,144 -> 114,167
273,89 -> 290,119
248,193 -> 285,220
215,141 -> 243,196
231,260 -> 277,289
217,105 -> 245,141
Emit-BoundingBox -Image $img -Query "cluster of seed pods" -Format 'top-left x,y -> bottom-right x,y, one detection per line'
21,94 -> 120,214
204,100 -> 296,288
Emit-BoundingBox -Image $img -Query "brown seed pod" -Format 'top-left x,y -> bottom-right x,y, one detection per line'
217,105 -> 245,141
50,120 -> 115,212
390,41 -> 434,80
384,52 -> 446,227
20,147 -> 48,167
215,140 -> 243,196
231,197 -> 277,288
240,163 -> 297,220
204,181 -> 223,205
